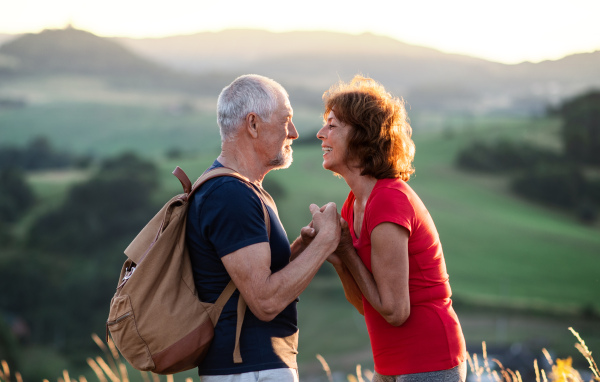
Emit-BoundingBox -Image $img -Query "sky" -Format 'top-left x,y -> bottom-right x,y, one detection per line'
1,0 -> 599,64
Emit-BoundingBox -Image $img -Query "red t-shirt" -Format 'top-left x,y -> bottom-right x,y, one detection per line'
341,178 -> 466,375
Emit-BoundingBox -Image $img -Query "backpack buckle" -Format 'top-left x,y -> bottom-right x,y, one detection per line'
117,266 -> 136,289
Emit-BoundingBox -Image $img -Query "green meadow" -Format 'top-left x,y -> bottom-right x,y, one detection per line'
4,99 -> 600,377
150,116 -> 600,372
152,115 -> 599,312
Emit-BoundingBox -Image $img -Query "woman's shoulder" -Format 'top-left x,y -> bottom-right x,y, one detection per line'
370,178 -> 425,212
373,177 -> 415,197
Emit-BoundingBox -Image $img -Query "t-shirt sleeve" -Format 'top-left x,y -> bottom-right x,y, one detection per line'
365,187 -> 415,236
200,179 -> 269,258
341,191 -> 354,222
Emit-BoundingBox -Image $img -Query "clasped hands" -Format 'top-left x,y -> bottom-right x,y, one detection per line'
300,203 -> 354,266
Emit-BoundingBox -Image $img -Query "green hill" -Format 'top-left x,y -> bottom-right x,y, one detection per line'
0,26 -> 599,381
117,29 -> 600,114
5,114 -> 599,379
0,27 -> 168,76
0,27 -> 229,95
151,119 -> 600,372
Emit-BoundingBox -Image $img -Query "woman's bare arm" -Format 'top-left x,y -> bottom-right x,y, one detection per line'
330,257 -> 364,314
339,222 -> 410,326
328,218 -> 364,314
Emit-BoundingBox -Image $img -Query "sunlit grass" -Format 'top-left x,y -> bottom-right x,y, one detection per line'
7,114 -> 600,380
464,328 -> 599,382
1,328 -> 597,382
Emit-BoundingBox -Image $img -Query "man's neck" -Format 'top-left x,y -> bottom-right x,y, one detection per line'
217,148 -> 268,185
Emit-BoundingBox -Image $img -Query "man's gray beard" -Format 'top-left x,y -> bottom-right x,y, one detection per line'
269,148 -> 293,169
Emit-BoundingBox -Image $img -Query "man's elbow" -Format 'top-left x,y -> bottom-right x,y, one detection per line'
249,299 -> 280,322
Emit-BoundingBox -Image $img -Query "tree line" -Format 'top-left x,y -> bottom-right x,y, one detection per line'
0,144 -> 160,380
456,90 -> 600,223
0,137 -> 92,238
0,136 -> 291,379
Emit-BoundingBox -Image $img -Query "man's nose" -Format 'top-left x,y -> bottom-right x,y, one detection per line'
288,121 -> 299,139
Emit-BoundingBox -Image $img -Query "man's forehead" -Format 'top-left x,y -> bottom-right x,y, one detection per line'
282,97 -> 293,115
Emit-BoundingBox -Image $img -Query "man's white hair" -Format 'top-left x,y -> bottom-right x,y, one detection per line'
217,74 -> 288,142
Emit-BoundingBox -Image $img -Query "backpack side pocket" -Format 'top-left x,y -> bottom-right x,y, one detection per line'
107,295 -> 155,371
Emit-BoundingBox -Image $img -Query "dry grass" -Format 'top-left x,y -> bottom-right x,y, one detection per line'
463,327 -> 599,382
0,328 -> 598,382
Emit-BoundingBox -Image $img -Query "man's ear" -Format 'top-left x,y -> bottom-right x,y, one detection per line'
245,113 -> 260,138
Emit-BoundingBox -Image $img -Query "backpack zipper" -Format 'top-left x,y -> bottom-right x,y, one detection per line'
106,312 -> 132,342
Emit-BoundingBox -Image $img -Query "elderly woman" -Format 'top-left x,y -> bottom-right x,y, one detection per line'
317,76 -> 467,381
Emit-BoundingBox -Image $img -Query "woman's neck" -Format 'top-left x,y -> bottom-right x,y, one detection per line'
343,170 -> 378,205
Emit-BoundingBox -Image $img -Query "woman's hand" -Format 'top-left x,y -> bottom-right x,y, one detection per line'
299,221 -> 316,248
292,203 -> 341,260
326,252 -> 342,266
334,217 -> 354,258
290,221 -> 316,261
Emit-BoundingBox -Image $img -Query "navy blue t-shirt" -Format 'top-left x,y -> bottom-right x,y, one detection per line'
186,160 -> 298,375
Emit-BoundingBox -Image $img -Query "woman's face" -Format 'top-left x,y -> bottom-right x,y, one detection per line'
317,110 -> 352,175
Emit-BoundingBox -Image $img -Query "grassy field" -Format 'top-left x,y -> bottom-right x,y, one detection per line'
0,102 -> 221,156
154,117 -> 600,312
7,96 -> 599,377
149,118 -> 600,374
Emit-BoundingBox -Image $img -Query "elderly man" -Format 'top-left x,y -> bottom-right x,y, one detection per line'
186,74 -> 341,382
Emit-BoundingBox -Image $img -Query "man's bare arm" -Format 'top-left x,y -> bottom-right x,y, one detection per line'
222,203 -> 340,321
289,223 -> 316,261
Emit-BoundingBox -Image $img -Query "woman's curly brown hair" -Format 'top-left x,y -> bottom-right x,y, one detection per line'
323,75 -> 415,181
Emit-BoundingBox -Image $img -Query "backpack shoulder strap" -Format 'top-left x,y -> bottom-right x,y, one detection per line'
175,166 -> 271,364
174,166 -> 271,237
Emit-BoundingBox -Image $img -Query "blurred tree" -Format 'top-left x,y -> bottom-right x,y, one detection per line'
0,314 -> 21,373
455,90 -> 600,222
559,90 -> 600,165
28,152 -> 159,253
456,139 -> 561,173
21,136 -> 71,170
0,152 -> 161,361
511,164 -> 585,209
0,136 -> 92,171
0,167 -> 35,224
166,147 -> 183,159
511,164 -> 599,222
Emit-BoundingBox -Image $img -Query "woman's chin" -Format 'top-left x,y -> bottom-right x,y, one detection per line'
323,163 -> 341,176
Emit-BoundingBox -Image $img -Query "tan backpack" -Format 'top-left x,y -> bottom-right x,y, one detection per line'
106,166 -> 270,374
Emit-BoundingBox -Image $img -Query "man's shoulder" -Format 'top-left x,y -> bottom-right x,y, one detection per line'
195,175 -> 255,198
189,175 -> 263,217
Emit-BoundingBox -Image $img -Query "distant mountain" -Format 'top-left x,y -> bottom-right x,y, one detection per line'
0,28 -> 229,95
116,29 -> 491,73
115,29 -> 505,92
1,27 -> 599,114
0,33 -> 17,46
116,29 -> 600,114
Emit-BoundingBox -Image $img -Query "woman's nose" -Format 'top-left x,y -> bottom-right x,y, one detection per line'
316,126 -> 326,140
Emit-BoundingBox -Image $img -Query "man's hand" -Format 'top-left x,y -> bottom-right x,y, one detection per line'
223,203 -> 342,321
309,203 -> 341,253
